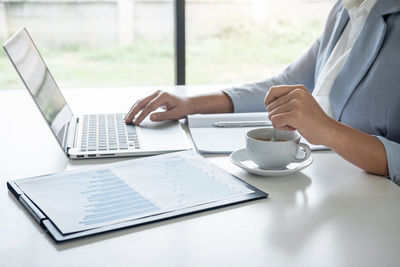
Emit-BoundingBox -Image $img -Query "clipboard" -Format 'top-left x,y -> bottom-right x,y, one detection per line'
7,151 -> 268,242
187,112 -> 328,153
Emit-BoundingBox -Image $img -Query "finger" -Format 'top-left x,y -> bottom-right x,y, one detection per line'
267,99 -> 299,121
270,111 -> 298,130
266,91 -> 292,113
124,91 -> 160,123
278,125 -> 296,131
124,101 -> 140,123
125,91 -> 160,123
134,94 -> 168,125
150,108 -> 183,122
264,84 -> 307,107
267,88 -> 306,112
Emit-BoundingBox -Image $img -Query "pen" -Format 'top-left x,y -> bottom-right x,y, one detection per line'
212,121 -> 272,127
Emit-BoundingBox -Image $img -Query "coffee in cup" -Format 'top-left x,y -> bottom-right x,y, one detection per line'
246,128 -> 311,169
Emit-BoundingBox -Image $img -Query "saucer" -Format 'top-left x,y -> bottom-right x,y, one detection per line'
230,149 -> 313,177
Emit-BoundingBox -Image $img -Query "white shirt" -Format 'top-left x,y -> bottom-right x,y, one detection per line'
312,0 -> 378,117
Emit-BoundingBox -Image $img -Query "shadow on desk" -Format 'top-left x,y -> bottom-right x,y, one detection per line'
7,191 -> 50,240
11,168 -> 354,253
54,198 -> 268,251
235,168 -> 312,197
7,181 -> 269,251
66,157 -> 134,170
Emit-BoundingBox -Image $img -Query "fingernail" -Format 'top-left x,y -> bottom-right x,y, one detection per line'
150,114 -> 157,120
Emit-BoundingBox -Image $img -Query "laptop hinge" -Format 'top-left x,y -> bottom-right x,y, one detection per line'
64,116 -> 78,155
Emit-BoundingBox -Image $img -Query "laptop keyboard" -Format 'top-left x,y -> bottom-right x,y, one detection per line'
80,114 -> 140,152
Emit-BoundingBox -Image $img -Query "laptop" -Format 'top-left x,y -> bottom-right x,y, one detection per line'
3,28 -> 191,159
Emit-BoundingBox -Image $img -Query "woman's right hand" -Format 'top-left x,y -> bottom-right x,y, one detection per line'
124,90 -> 191,125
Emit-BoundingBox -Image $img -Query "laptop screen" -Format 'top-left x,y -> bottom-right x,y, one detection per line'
3,28 -> 73,147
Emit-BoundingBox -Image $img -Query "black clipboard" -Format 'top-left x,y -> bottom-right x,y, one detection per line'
7,152 -> 268,242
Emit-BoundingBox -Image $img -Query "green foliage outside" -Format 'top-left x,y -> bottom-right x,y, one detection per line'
0,14 -> 325,90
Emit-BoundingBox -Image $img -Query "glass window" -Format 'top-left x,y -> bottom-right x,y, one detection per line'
1,0 -> 336,91
0,0 -> 174,90
186,0 -> 336,86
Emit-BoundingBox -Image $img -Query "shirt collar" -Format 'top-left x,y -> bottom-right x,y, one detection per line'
343,0 -> 364,10
343,0 -> 378,20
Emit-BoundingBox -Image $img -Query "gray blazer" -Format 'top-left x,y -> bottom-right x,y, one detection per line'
223,0 -> 400,184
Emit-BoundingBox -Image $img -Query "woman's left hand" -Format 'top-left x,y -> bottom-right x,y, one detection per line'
264,84 -> 337,146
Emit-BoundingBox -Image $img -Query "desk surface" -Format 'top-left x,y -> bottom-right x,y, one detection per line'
1,86 -> 399,267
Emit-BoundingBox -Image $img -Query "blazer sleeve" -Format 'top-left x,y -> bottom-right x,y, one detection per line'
375,136 -> 400,186
222,37 -> 321,113
221,0 -> 345,113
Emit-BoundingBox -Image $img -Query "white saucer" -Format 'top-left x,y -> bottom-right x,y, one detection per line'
230,148 -> 313,177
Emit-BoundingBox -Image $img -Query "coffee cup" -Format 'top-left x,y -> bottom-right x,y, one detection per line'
246,128 -> 311,169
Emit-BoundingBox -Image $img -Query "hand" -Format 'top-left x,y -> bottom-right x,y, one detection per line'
264,84 -> 337,146
265,84 -> 389,176
124,90 -> 191,125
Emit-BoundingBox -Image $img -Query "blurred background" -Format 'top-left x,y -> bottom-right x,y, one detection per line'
0,0 -> 335,90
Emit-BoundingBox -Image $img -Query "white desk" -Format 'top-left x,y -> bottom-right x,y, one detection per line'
1,86 -> 399,267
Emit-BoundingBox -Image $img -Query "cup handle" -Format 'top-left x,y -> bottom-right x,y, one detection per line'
292,143 -> 311,163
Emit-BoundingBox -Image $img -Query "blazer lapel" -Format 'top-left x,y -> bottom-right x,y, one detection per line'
329,5 -> 386,120
318,7 -> 349,77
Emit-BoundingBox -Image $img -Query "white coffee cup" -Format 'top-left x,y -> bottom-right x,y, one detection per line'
246,128 -> 311,169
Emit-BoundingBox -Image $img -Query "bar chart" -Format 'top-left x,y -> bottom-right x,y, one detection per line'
80,169 -> 159,226
15,151 -> 255,235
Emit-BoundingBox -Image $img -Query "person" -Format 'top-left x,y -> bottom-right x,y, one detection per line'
125,0 -> 400,185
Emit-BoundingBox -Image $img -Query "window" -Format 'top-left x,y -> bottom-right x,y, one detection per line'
0,0 -> 174,90
0,0 -> 335,91
186,0 -> 335,85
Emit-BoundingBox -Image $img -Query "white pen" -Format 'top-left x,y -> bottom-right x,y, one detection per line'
212,121 -> 272,127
